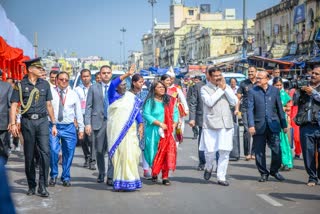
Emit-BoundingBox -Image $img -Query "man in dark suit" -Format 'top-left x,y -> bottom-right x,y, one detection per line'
188,76 -> 206,170
0,77 -> 13,163
85,65 -> 113,185
248,71 -> 287,182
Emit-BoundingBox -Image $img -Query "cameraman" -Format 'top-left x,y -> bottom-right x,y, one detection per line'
294,65 -> 320,187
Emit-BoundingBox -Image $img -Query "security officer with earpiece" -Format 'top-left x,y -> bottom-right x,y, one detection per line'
9,57 -> 57,197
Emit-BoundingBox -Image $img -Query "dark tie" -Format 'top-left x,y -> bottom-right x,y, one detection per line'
58,90 -> 64,122
103,85 -> 109,119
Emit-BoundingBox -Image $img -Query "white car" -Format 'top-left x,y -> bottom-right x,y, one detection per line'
222,72 -> 246,86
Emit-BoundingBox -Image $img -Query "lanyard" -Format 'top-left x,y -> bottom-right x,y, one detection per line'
56,88 -> 68,106
82,86 -> 87,99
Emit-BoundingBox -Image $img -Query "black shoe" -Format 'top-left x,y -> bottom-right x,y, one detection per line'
258,174 -> 269,182
63,180 -> 71,187
192,134 -> 198,140
162,179 -> 171,185
151,175 -> 158,183
204,169 -> 212,180
197,164 -> 205,171
270,172 -> 285,181
49,177 -> 57,187
26,187 -> 36,196
217,180 -> 229,186
294,154 -> 300,159
83,159 -> 89,168
89,162 -> 96,170
97,174 -> 105,183
37,185 -> 49,197
106,178 -> 113,186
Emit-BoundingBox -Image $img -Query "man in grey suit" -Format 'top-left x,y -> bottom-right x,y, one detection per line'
0,77 -> 13,164
85,65 -> 114,185
188,76 -> 206,170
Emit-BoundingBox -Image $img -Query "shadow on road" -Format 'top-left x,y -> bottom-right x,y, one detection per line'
269,192 -> 320,201
229,174 -> 306,185
170,176 -> 215,184
230,163 -> 257,170
175,165 -> 197,171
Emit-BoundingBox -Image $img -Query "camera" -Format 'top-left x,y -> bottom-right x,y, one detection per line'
284,75 -> 311,89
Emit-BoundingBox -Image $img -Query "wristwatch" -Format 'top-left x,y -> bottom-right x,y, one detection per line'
52,122 -> 57,126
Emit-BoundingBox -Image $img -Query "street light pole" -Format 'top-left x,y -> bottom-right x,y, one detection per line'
120,27 -> 126,69
242,0 -> 247,59
148,0 -> 157,67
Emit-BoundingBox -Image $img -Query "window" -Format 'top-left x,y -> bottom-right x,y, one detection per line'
188,10 -> 194,16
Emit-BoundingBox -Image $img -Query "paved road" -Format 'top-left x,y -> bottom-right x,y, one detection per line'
6,126 -> 320,214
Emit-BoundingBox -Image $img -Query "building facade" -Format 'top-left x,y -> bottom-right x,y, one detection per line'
254,0 -> 320,58
142,1 -> 254,68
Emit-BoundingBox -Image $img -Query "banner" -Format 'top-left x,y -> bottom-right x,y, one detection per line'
293,4 -> 305,25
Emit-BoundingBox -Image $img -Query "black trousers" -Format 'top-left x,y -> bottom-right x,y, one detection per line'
79,131 -> 93,162
198,127 -> 206,165
21,117 -> 50,188
242,110 -> 255,156
253,127 -> 282,176
0,130 -> 10,163
300,124 -> 320,182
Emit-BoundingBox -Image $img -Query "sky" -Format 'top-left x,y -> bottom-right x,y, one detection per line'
2,0 -> 279,62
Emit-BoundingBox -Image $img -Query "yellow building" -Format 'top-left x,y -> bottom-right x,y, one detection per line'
83,60 -> 110,70
254,0 -> 320,57
142,1 -> 255,68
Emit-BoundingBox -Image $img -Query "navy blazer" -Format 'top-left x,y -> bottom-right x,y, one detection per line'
247,85 -> 287,135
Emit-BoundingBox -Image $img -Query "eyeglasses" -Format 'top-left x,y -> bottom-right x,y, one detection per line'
256,77 -> 267,80
58,78 -> 69,82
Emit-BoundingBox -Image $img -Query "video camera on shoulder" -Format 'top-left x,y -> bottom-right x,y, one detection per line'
284,74 -> 311,89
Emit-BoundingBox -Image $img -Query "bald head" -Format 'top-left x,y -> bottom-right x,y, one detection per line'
256,71 -> 270,90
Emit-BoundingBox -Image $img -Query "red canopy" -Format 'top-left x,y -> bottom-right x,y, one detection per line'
0,36 -> 29,80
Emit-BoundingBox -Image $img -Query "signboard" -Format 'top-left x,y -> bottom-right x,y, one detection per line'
274,24 -> 279,35
289,43 -> 298,55
294,4 -> 305,25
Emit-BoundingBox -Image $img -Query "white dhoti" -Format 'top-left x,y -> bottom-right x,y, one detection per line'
200,128 -> 233,181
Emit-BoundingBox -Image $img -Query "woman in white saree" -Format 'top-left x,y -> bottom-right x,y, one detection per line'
107,79 -> 144,191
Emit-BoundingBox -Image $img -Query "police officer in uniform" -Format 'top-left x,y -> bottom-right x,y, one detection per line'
9,57 -> 57,197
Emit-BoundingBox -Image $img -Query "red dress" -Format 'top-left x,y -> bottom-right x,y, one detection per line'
152,97 -> 177,178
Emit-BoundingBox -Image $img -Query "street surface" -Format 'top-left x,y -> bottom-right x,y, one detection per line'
6,125 -> 320,214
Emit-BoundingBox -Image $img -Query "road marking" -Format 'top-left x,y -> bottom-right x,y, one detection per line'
257,194 -> 283,207
189,155 -> 198,162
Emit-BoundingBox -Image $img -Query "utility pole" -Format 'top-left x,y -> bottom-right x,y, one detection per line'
242,0 -> 247,59
148,0 -> 157,67
120,27 -> 126,69
34,32 -> 38,57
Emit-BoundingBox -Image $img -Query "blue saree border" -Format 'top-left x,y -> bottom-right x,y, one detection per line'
108,96 -> 143,158
113,179 -> 142,191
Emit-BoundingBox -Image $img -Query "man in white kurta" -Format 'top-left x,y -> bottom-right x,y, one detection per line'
200,67 -> 238,186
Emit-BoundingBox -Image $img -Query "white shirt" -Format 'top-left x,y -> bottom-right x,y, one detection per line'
50,86 -> 84,132
75,84 -> 91,114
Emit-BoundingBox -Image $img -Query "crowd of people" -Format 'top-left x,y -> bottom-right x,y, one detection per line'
0,57 -> 319,211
